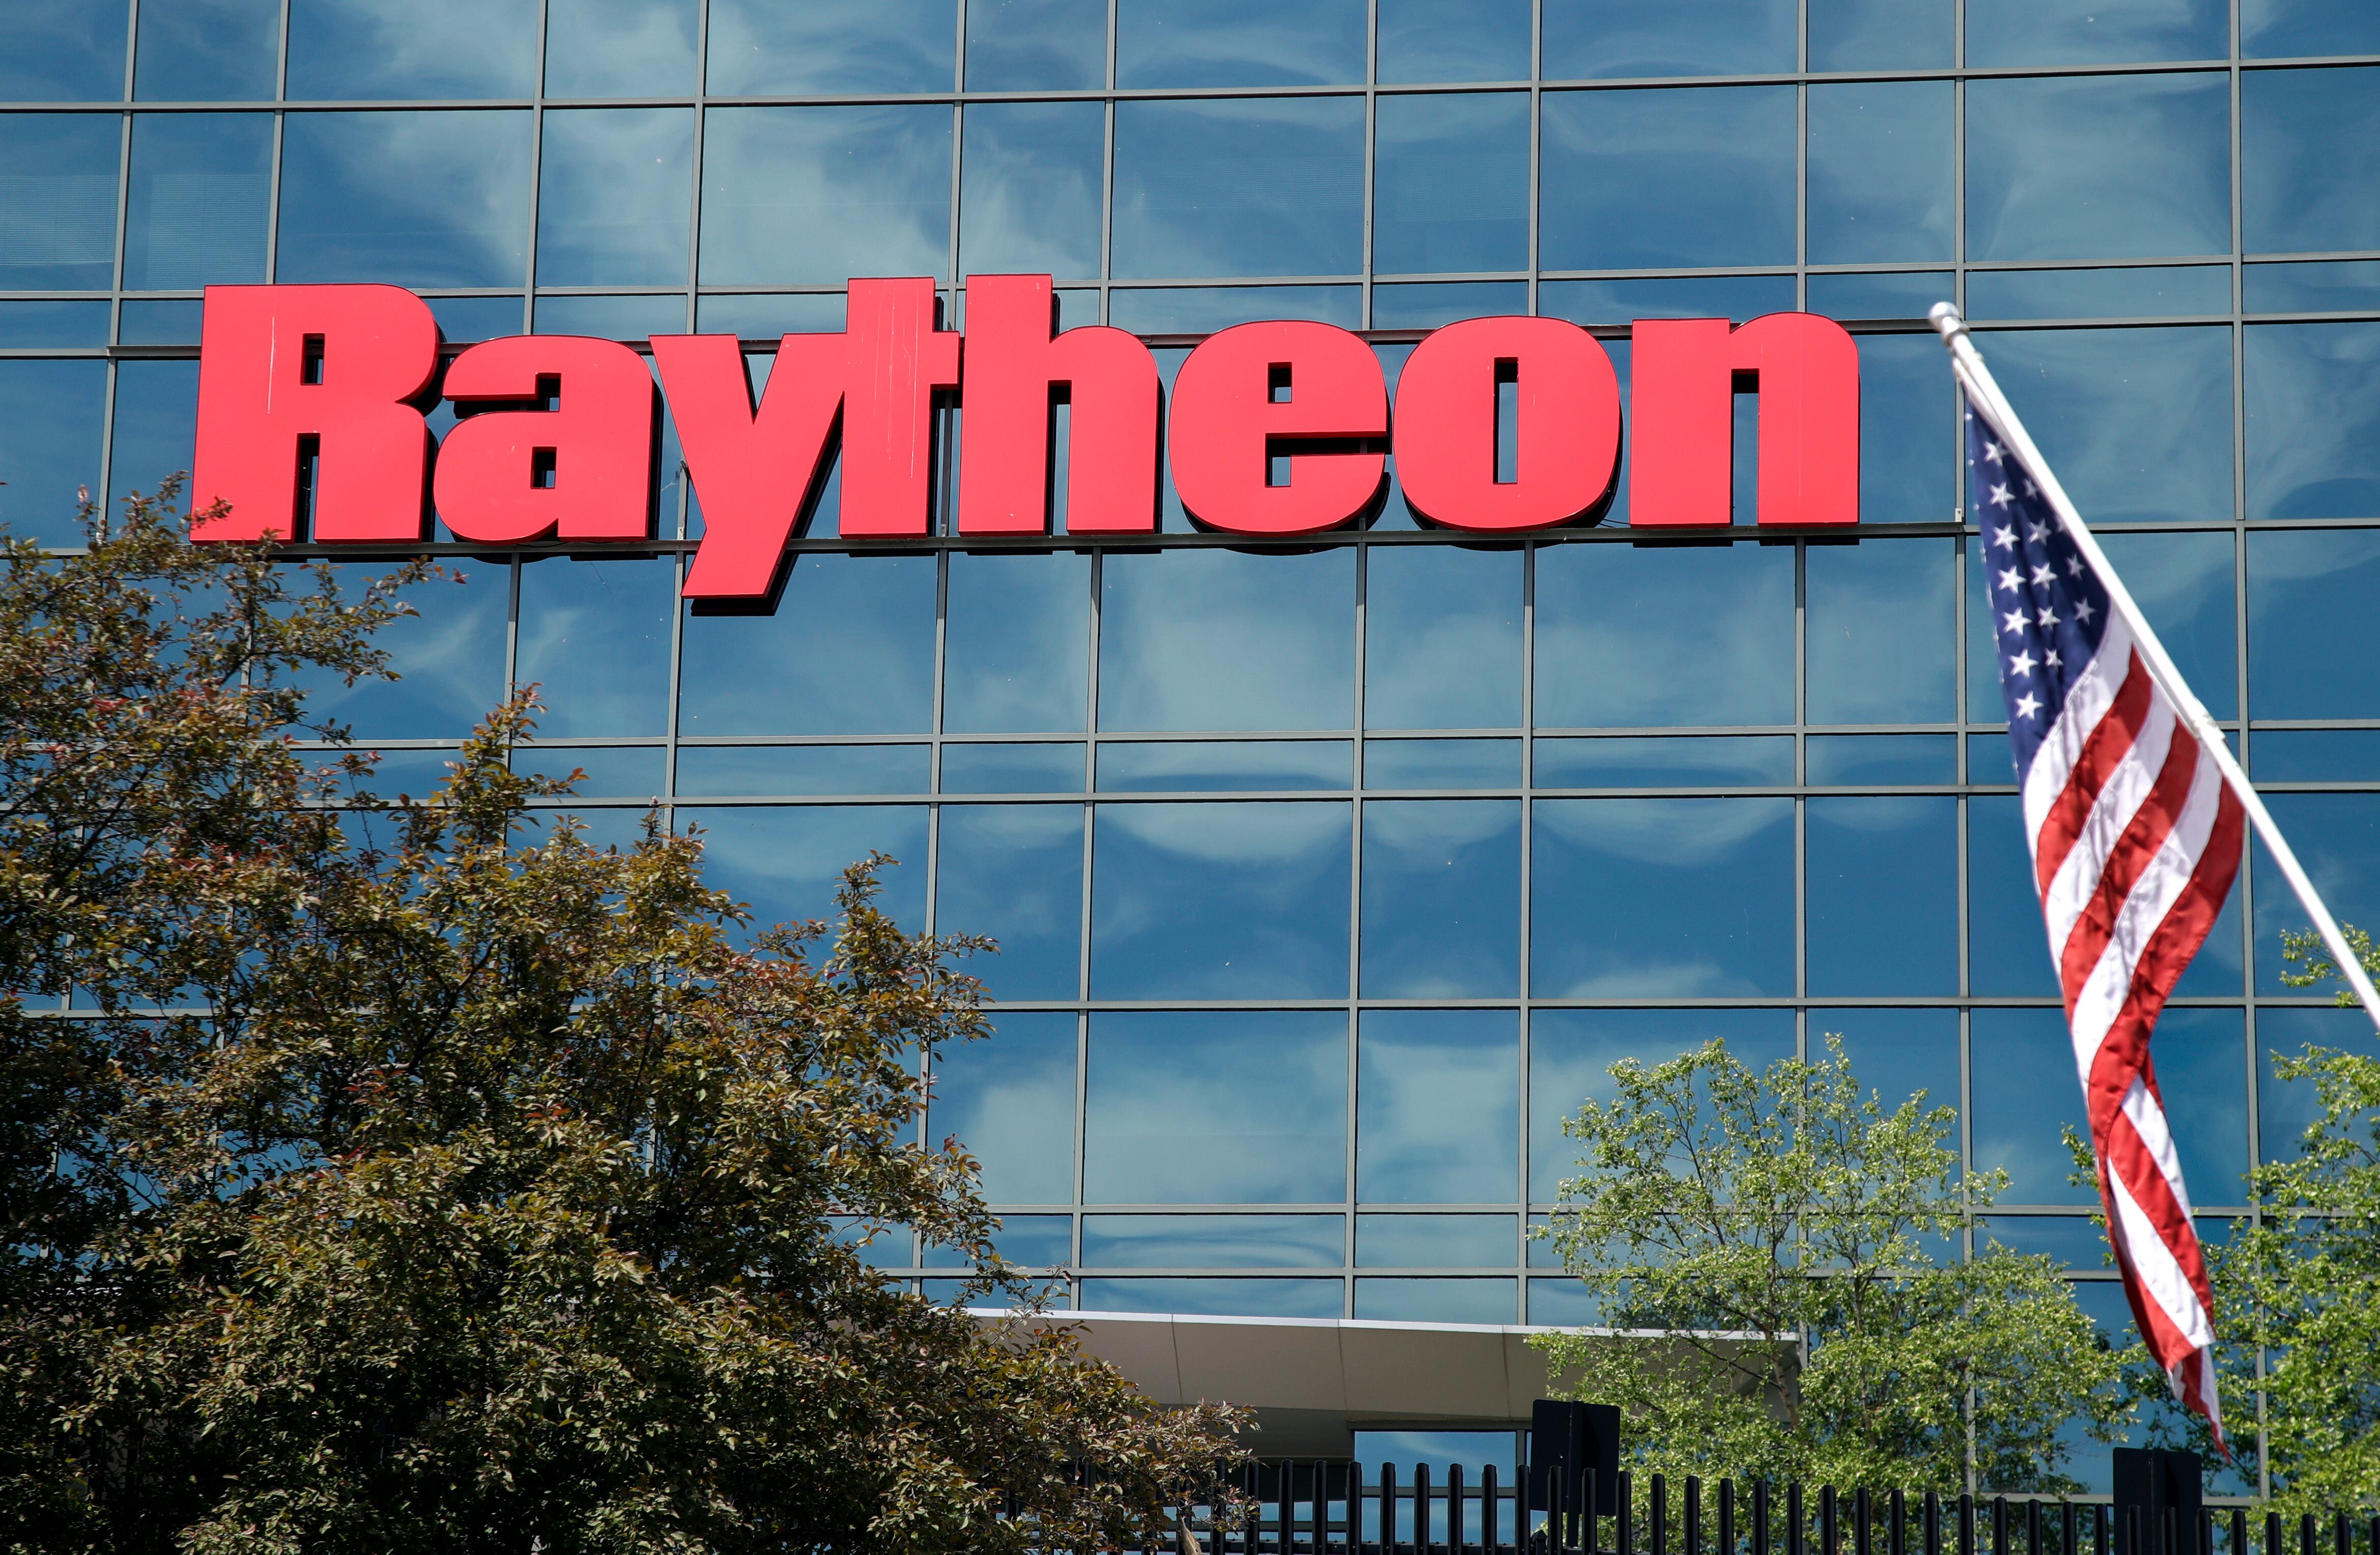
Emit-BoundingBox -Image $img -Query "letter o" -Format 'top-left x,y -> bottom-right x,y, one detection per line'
1392,316 -> 1621,532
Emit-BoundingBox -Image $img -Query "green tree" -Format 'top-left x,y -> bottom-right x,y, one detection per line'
0,488 -> 1241,1553
1530,1037 -> 2126,1495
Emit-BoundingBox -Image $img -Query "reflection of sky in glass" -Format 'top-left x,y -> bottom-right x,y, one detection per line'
1098,741 -> 1350,791
1806,797 -> 1958,995
1806,538 -> 1956,724
1965,73 -> 2230,261
1544,0 -> 1796,78
1965,0 -> 2225,66
1357,1213 -> 1517,1267
1541,86 -> 1797,270
945,550 -> 1090,734
1111,98 -> 1364,279
1099,547 -> 1353,731
1805,735 -> 1953,785
2257,1005 -> 2369,1162
287,0 -> 537,98
678,804 -> 928,932
675,744 -> 930,796
1378,0 -> 1528,82
0,361 -> 106,546
1371,94 -> 1529,276
2249,259 -> 2380,313
1115,0 -> 1365,88
2245,66 -> 2380,255
125,113 -> 270,290
1969,1007 -> 2094,1205
1531,798 -> 1795,997
1807,81 -> 1954,266
277,111 -> 531,288
1967,264 -> 2231,321
1084,1010 -> 1347,1202
1972,326 -> 2233,523
1081,1214 -> 1342,1266
1366,545 -> 1522,730
4,2 -> 129,100
935,803 -> 1084,999
543,0 -> 699,97
1535,542 -> 1795,729
1808,0 -> 1952,69
535,109 -> 692,287
966,0 -> 1107,90
2243,1 -> 2380,58
1357,1011 -> 1519,1203
940,743 -> 1085,794
959,102 -> 1105,280
698,106 -> 951,286
0,114 -> 121,291
1528,1008 -> 1795,1199
1079,1276 -> 1343,1316
2248,528 -> 2380,719
1354,1278 -> 1516,1323
1816,1008 -> 1959,1122
2144,1008 -> 2252,1207
679,553 -> 936,735
2255,794 -> 2380,993
705,0 -> 955,94
301,564 -> 509,740
1090,800 -> 1350,997
1534,735 -> 1795,788
1967,794 -> 2059,997
930,1010 -> 1076,1203
1363,739 -> 1520,790
2246,324 -> 2380,520
1361,801 -> 1520,997
515,558 -> 673,737
104,359 -> 198,512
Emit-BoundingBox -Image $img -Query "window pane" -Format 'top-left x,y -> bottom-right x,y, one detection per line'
1097,740 -> 1350,792
677,804 -> 929,932
1807,537 -> 1956,724
675,744 -> 929,796
1544,0 -> 1796,78
536,109 -> 692,287
1970,1007 -> 2094,1205
1542,87 -> 1797,270
1860,332 -> 1957,523
0,113 -> 120,290
1365,546 -> 1520,731
1531,798 -> 1796,997
1807,796 -> 1958,995
1112,98 -> 1364,280
1809,0 -> 1953,70
0,300 -> 109,347
1115,0 -> 1365,89
1364,739 -> 1520,790
1967,794 -> 2059,997
705,0 -> 955,95
1966,73 -> 2230,262
1378,0 -> 1529,83
967,0 -> 1108,91
533,294 -> 685,339
940,743 -> 1085,794
1099,547 -> 1354,732
1089,800 -> 1350,998
1354,1278 -> 1516,1322
1,0 -> 126,101
2147,1008 -> 2252,1208
510,745 -> 664,797
1971,326 -> 2233,523
2250,259 -> 2380,314
1528,1008 -> 1795,1200
104,358 -> 199,510
699,105 -> 952,286
1373,93 -> 1529,277
2244,67 -> 2380,256
2248,529 -> 2380,720
1967,264 -> 2231,322
1807,82 -> 1954,266
1081,1214 -> 1342,1267
1541,277 -> 1798,330
135,0 -> 279,101
1078,1276 -> 1342,1316
2247,323 -> 2380,520
1966,0 -> 2225,66
946,550 -> 1090,734
1534,734 -> 1795,788
124,113 -> 270,290
1808,270 -> 1956,321
1372,281 -> 1528,331
2245,1 -> 2380,57
544,0 -> 699,97
2256,794 -> 2380,994
287,0 -> 538,98
1084,1010 -> 1347,1203
1357,1011 -> 1518,1205
2258,1005 -> 2368,1161
679,553 -> 937,735
513,557 -> 673,738
277,110 -> 531,288
1357,1212 -> 1517,1266
299,565 -> 511,740
2096,530 -> 2237,718
930,1009 -> 1077,1204
1535,541 -> 1795,729
1361,801 -> 1519,997
1816,1007 -> 1959,1120
935,803 -> 1084,1000
0,360 -> 106,546
959,101 -> 1104,281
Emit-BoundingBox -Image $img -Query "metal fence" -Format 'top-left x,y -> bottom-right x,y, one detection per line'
1166,1464 -> 2378,1555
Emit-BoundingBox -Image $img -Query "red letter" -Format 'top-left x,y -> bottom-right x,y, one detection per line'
839,276 -> 962,537
957,273 -> 1158,535
1168,321 -> 1387,535
433,335 -> 659,545
655,331 -> 846,601
1392,316 -> 1620,532
1629,312 -> 1861,529
191,283 -> 439,542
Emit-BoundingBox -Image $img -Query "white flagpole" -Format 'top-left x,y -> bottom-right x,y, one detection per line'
1931,301 -> 2380,1035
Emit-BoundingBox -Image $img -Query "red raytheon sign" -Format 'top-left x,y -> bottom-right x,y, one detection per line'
189,276 -> 1862,602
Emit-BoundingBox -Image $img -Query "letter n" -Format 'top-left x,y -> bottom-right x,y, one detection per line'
1629,312 -> 1861,529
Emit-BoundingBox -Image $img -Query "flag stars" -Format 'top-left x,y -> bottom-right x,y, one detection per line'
1993,525 -> 2018,550
2075,598 -> 2097,625
2030,563 -> 2055,586
1984,440 -> 2005,464
1989,483 -> 2014,508
2002,607 -> 2029,634
2066,556 -> 2087,578
2026,522 -> 2050,544
2037,605 -> 2060,628
2007,649 -> 2037,677
1998,566 -> 2022,593
2014,692 -> 2043,720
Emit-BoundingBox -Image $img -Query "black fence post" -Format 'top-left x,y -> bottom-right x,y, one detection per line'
1822,1487 -> 1839,1555
1788,1484 -> 1805,1555
1992,1500 -> 2008,1555
1483,1464 -> 1501,1555
2302,1514 -> 2318,1555
1654,1476 -> 1670,1555
1620,1473 -> 1637,1555
1721,1480 -> 1737,1555
1755,1482 -> 1773,1555
1451,1465 -> 1469,1555
1419,1464 -> 1437,1555
1857,1489 -> 1874,1555
1893,1489 -> 1909,1555
2028,1498 -> 2043,1555
1586,1470 -> 1601,1555
1961,1496 -> 1977,1555
2062,1501 -> 2077,1555
1688,1479 -> 1704,1555
1925,1493 -> 1943,1555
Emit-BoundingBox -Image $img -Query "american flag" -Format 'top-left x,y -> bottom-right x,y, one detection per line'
1971,409 -> 2241,1448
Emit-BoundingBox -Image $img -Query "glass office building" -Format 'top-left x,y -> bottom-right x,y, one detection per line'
7,0 -> 2380,1483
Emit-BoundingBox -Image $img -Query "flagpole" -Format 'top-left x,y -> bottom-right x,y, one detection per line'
1931,302 -> 2380,1035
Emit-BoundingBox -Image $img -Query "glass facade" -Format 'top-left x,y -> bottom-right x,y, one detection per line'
7,0 -> 2380,1468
